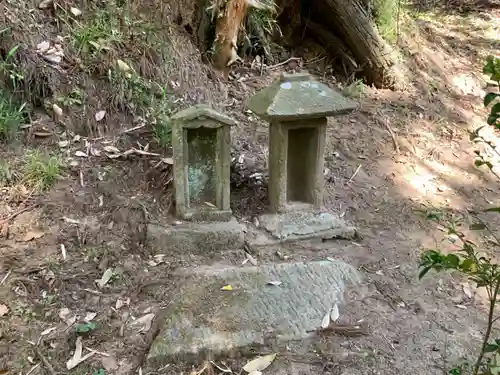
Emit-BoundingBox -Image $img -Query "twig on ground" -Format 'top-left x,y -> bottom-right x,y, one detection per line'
376,116 -> 399,153
0,269 -> 11,285
307,322 -> 370,337
121,124 -> 145,134
268,57 -> 301,69
34,345 -> 57,375
0,203 -> 39,225
348,164 -> 362,183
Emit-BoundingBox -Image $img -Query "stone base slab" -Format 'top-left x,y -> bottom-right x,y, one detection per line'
147,260 -> 361,366
147,217 -> 246,254
254,211 -> 357,244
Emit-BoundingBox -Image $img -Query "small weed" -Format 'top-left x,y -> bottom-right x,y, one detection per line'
0,89 -> 27,141
56,88 -> 86,107
12,302 -> 37,320
0,161 -> 15,186
0,45 -> 24,90
76,322 -> 97,334
72,8 -> 123,58
342,79 -> 366,98
83,247 -> 103,263
373,0 -> 399,42
21,151 -> 63,192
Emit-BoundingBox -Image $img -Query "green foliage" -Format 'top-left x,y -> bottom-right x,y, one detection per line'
21,151 -> 63,192
75,322 -> 97,333
373,0 -> 399,42
419,57 -> 500,375
0,89 -> 26,141
0,45 -> 24,90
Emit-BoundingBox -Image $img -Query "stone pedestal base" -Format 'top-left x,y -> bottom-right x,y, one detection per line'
147,217 -> 246,254
254,211 -> 357,244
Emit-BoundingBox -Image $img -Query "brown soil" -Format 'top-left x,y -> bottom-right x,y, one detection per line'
1,2 -> 500,375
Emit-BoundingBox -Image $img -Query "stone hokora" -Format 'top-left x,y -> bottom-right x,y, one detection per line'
170,104 -> 236,222
213,0 -> 273,78
247,71 -> 359,243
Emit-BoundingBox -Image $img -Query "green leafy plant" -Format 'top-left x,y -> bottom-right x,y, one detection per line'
0,45 -> 24,90
419,57 -> 500,375
470,55 -> 500,176
21,151 -> 63,192
0,89 -> 27,141
75,322 -> 97,333
419,209 -> 500,375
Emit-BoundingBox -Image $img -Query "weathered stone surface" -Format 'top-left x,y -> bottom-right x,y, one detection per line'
257,211 -> 357,242
148,260 -> 361,364
248,71 -> 358,121
147,218 -> 245,254
171,104 -> 234,221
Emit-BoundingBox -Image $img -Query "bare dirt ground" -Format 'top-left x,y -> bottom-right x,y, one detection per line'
1,3 -> 500,375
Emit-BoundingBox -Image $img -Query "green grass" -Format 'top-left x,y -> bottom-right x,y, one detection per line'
373,0 -> 400,43
0,161 -> 14,186
21,151 -> 63,192
0,90 -> 26,141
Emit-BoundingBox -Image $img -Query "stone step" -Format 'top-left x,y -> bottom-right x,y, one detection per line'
147,218 -> 246,255
147,260 -> 361,367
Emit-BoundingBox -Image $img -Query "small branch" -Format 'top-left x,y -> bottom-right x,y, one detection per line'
348,164 -> 362,183
267,57 -> 301,69
34,345 -> 57,375
0,203 -> 39,225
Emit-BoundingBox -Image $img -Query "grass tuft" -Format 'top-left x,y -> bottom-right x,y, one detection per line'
0,89 -> 27,141
373,0 -> 400,43
21,151 -> 63,192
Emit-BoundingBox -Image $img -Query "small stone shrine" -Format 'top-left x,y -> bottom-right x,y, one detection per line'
171,104 -> 235,221
248,71 -> 359,242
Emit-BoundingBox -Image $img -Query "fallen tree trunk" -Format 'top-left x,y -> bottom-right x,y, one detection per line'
304,19 -> 358,75
314,0 -> 397,88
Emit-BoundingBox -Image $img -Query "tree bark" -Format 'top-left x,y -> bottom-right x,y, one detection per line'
318,0 -> 397,88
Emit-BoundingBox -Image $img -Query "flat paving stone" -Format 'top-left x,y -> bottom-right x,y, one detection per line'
148,260 -> 361,365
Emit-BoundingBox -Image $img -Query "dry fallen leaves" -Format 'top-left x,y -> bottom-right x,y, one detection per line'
95,110 -> 106,122
330,303 -> 340,322
66,337 -> 96,370
115,297 -> 130,310
320,310 -> 330,329
130,313 -> 155,333
0,304 -> 9,317
70,6 -> 82,16
242,353 -> 276,373
84,312 -> 97,323
95,268 -> 114,288
59,307 -> 77,326
21,230 -> 45,242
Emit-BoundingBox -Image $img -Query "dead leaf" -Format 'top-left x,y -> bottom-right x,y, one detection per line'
242,353 -> 277,373
53,103 -> 63,118
0,304 -> 9,317
330,304 -> 340,322
21,230 -> 45,242
204,202 -> 217,208
246,252 -> 258,266
95,268 -> 113,288
0,223 -> 9,238
60,244 -> 67,260
41,327 -> 56,336
58,140 -> 69,148
103,145 -> 120,153
130,313 -> 155,332
38,0 -> 53,8
462,282 -> 473,299
59,308 -> 76,326
210,361 -> 231,373
161,157 -> 173,164
74,150 -> 88,157
116,59 -> 131,72
37,41 -> 50,53
267,280 -> 282,286
248,372 -> 262,375
95,110 -> 106,122
320,310 -> 330,329
70,7 -> 82,16
115,297 -> 130,309
66,337 -> 96,370
84,312 -> 97,322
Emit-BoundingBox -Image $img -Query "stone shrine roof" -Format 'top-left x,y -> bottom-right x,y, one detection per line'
248,72 -> 359,121
171,104 -> 236,127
